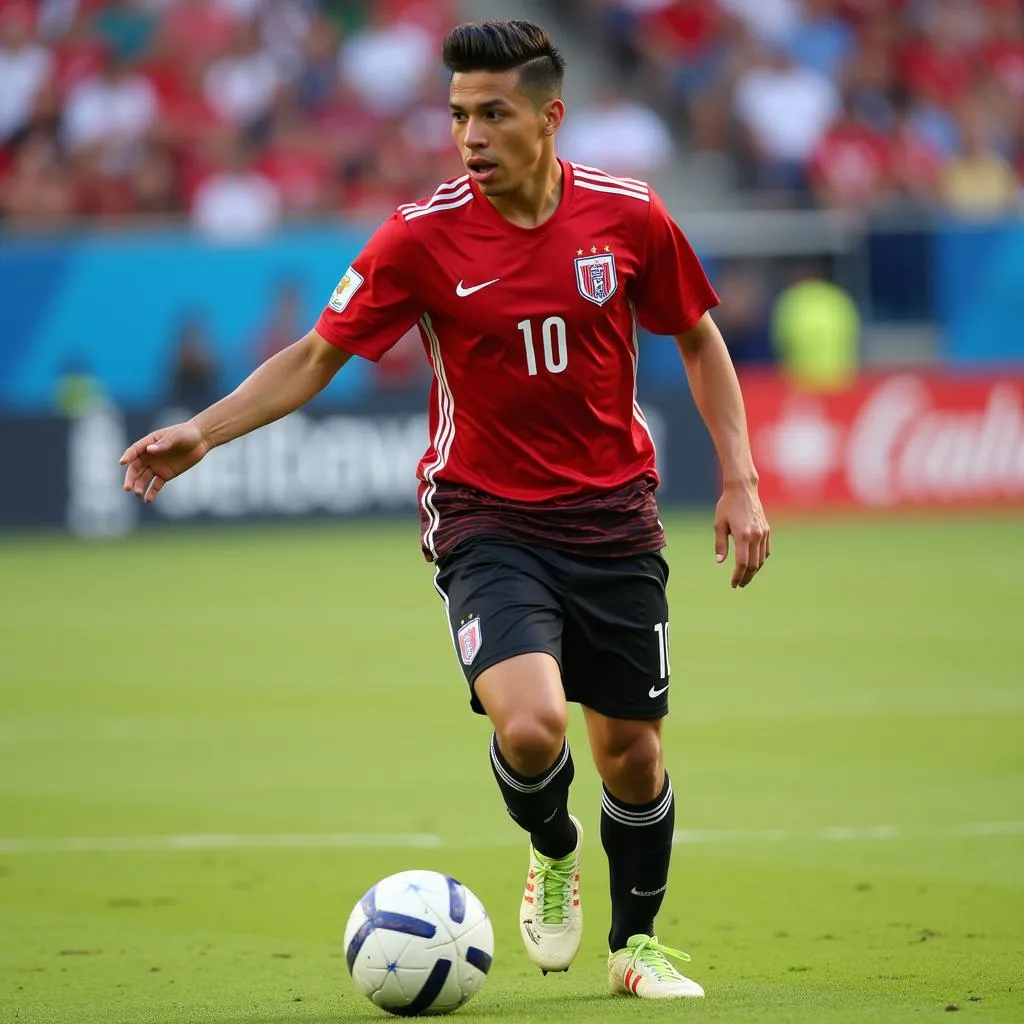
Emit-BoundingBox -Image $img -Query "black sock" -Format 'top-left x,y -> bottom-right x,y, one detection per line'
489,733 -> 577,859
601,773 -> 675,951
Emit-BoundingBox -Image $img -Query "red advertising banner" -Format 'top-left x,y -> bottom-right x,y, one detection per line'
740,371 -> 1024,510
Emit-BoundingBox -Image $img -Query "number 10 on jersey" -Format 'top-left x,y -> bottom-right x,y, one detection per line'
518,316 -> 568,376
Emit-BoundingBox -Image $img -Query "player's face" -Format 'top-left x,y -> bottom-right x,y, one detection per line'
449,70 -> 562,196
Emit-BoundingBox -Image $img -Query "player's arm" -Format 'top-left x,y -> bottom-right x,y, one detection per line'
194,329 -> 349,448
675,313 -> 756,489
675,313 -> 770,588
633,189 -> 770,588
120,330 -> 350,502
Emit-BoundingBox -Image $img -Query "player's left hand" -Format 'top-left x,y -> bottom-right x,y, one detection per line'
714,483 -> 770,589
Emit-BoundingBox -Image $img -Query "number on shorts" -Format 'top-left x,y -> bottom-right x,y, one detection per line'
653,621 -> 671,680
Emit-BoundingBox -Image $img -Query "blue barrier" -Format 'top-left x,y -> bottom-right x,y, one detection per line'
0,226 -> 375,412
934,221 -> 1024,367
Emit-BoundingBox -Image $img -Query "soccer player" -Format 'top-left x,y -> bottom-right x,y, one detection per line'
120,19 -> 770,999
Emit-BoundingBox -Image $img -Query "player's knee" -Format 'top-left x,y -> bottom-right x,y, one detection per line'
601,727 -> 664,802
497,711 -> 567,777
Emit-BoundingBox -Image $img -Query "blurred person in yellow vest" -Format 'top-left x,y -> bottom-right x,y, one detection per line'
54,357 -> 107,417
769,263 -> 859,392
940,99 -> 1019,220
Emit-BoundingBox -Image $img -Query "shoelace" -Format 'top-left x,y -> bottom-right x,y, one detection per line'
628,935 -> 692,980
533,855 -> 576,925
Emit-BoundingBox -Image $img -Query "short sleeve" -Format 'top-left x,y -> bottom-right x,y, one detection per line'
315,214 -> 424,362
632,191 -> 719,336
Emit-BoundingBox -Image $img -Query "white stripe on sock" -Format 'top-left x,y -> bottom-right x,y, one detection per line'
601,779 -> 674,827
490,735 -> 569,794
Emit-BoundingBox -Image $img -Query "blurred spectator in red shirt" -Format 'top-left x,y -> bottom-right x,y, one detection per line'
159,0 -> 238,65
50,10 -> 107,98
808,95 -> 891,210
314,78 -> 386,193
256,84 -> 333,218
897,0 -> 978,112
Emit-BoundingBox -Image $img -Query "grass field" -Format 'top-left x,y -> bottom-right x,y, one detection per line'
1,514 -> 1022,1023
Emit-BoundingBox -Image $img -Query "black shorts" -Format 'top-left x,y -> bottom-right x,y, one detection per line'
432,538 -> 672,720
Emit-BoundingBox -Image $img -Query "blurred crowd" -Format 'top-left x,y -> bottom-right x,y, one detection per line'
0,0 -> 465,236
3,0 -> 1023,237
576,0 -> 1024,216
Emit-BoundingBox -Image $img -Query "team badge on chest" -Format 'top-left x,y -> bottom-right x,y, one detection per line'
574,252 -> 618,306
457,616 -> 483,666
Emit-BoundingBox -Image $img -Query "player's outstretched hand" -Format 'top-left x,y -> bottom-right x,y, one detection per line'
120,421 -> 209,503
714,483 -> 771,589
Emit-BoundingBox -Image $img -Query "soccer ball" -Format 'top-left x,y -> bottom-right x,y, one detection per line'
344,869 -> 494,1016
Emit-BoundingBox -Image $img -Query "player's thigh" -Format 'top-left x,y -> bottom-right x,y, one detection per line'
433,539 -> 565,717
474,652 -> 568,755
561,551 -> 672,720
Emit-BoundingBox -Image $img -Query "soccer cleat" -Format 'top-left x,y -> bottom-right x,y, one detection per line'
608,934 -> 705,999
519,814 -> 583,973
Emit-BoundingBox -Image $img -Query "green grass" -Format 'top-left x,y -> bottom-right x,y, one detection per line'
1,515 -> 1022,1023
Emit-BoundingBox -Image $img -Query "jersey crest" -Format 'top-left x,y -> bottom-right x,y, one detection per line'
575,253 -> 618,306
457,616 -> 482,666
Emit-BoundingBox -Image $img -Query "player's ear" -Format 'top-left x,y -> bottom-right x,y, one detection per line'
542,98 -> 565,136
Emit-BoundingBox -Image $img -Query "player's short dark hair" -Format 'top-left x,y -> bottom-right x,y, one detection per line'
442,20 -> 565,106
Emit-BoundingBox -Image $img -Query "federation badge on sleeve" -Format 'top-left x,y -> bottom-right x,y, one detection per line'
327,265 -> 364,313
457,616 -> 483,666
574,253 -> 617,306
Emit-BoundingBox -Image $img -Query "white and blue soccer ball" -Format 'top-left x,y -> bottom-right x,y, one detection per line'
344,869 -> 494,1016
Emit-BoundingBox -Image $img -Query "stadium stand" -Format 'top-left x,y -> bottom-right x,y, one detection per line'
2,0 -> 1021,232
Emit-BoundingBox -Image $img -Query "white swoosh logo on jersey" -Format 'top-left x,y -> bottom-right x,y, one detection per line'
648,683 -> 669,698
456,278 -> 500,297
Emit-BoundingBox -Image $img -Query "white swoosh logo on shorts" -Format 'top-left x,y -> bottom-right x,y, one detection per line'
648,683 -> 669,698
456,278 -> 500,297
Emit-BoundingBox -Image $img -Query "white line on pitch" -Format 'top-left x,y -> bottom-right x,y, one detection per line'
672,821 -> 1024,844
0,833 -> 443,854
0,822 -> 1023,855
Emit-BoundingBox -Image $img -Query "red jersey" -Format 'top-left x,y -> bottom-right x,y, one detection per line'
315,160 -> 718,560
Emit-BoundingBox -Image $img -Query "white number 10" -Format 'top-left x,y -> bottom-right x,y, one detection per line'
518,316 -> 568,376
